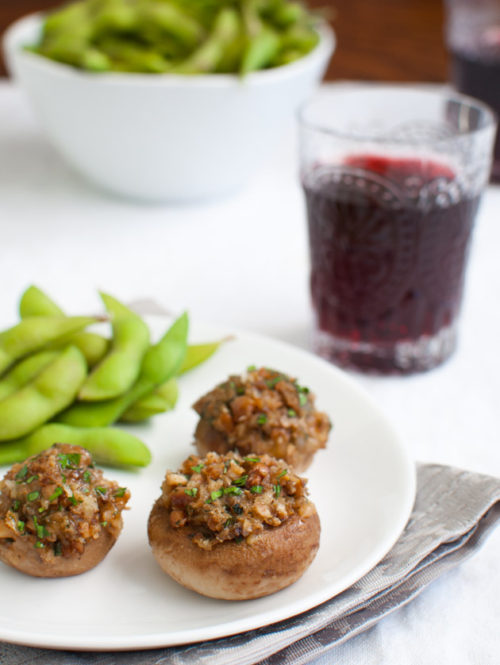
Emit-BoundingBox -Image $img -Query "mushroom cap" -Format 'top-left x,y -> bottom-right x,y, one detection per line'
148,499 -> 320,600
0,522 -> 121,578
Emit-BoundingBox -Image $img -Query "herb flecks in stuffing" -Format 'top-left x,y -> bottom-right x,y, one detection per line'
0,443 -> 130,561
160,451 -> 315,551
193,367 -> 331,471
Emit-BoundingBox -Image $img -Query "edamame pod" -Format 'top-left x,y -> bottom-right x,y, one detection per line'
19,285 -> 110,368
171,8 -> 240,74
78,292 -> 150,401
0,346 -> 87,441
19,285 -> 64,318
0,423 -> 151,468
179,338 -> 230,374
119,396 -> 169,423
0,350 -> 60,401
57,312 -> 188,427
0,315 -> 97,374
120,378 -> 179,423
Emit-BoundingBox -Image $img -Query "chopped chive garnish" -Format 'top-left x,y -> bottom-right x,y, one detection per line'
210,490 -> 223,501
266,375 -> 284,388
232,475 -> 248,487
27,474 -> 39,484
288,409 -> 296,417
273,484 -> 281,497
12,500 -> 20,511
48,486 -> 63,502
68,495 -> 79,505
244,456 -> 260,463
184,487 -> 198,497
101,521 -> 108,527
257,413 -> 267,425
17,520 -> 25,533
224,519 -> 233,528
35,541 -> 45,549
27,491 -> 39,502
36,523 -> 48,539
250,485 -> 263,494
223,486 -> 243,496
277,469 -> 288,479
191,464 -> 204,473
83,471 -> 91,483
114,487 -> 127,498
247,365 -> 256,372
15,466 -> 28,482
95,486 -> 107,496
299,393 -> 308,406
58,453 -> 81,470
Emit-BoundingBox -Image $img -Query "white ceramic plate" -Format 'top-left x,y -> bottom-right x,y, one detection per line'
0,322 -> 415,650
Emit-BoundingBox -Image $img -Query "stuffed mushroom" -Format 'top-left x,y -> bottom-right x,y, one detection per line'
0,443 -> 130,577
148,451 -> 320,600
192,367 -> 331,471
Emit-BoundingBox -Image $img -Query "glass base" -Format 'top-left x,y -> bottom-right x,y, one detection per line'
313,326 -> 458,375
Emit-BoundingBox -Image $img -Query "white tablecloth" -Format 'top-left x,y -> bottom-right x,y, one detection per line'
0,80 -> 499,663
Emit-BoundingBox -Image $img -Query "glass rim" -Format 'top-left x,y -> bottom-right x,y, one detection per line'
298,84 -> 498,146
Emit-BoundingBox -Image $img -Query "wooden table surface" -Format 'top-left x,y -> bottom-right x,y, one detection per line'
0,0 -> 449,82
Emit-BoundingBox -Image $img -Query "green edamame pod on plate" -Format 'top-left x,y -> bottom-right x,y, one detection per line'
0,345 -> 87,441
179,338 -> 230,374
0,423 -> 151,468
57,312 -> 188,427
78,292 -> 150,401
19,285 -> 110,368
120,377 -> 179,423
119,396 -> 169,423
0,315 -> 97,374
19,285 -> 63,318
0,350 -> 60,401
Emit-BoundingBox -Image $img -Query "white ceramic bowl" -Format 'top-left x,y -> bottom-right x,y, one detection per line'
3,13 -> 334,202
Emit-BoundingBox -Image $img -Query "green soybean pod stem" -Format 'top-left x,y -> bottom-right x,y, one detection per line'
0,346 -> 87,441
0,316 -> 98,375
0,423 -> 151,468
78,292 -> 150,401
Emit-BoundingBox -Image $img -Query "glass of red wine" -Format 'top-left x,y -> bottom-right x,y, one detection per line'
445,0 -> 500,182
299,86 -> 496,374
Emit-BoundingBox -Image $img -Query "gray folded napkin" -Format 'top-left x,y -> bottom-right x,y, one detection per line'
1,463 -> 499,665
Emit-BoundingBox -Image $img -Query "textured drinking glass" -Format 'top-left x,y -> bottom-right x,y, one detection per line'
445,0 -> 500,182
299,86 -> 496,374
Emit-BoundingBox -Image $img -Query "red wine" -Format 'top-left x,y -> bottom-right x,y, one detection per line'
451,48 -> 500,182
304,155 -> 480,374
